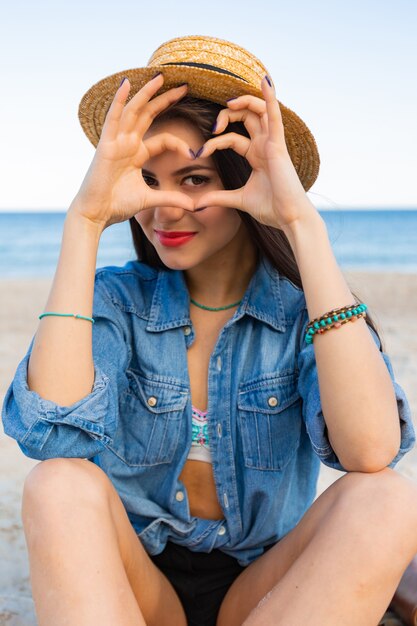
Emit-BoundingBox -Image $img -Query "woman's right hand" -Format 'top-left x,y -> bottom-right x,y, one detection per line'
69,74 -> 195,230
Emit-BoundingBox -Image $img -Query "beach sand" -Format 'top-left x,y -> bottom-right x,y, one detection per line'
1,271 -> 416,624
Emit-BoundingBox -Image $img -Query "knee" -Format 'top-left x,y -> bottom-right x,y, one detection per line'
334,467 -> 417,528
22,458 -> 111,523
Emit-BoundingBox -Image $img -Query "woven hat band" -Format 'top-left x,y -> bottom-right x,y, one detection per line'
160,61 -> 249,83
148,35 -> 269,87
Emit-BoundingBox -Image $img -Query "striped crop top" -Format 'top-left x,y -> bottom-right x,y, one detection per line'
187,405 -> 212,463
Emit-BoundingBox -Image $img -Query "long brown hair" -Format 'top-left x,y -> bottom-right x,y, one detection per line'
128,95 -> 384,351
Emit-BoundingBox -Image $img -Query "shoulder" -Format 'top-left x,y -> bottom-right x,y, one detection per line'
95,259 -> 158,285
277,274 -> 307,324
280,275 -> 306,304
93,260 -> 158,319
256,255 -> 307,326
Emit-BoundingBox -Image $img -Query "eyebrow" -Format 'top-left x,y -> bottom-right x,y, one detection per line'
142,165 -> 217,177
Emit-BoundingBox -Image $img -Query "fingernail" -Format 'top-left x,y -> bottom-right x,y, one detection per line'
195,146 -> 204,158
265,75 -> 272,87
211,121 -> 217,133
178,82 -> 188,88
189,148 -> 196,158
226,97 -> 237,102
119,77 -> 127,88
151,72 -> 163,80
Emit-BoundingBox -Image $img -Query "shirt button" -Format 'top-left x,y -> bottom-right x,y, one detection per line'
147,396 -> 157,407
175,491 -> 184,502
268,396 -> 278,407
218,525 -> 226,536
184,326 -> 192,336
216,356 -> 222,371
217,423 -> 222,437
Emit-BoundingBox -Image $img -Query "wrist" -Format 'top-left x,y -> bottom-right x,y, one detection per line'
66,203 -> 106,238
281,211 -> 327,252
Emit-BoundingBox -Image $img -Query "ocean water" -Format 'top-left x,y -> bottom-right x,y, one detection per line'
0,209 -> 416,278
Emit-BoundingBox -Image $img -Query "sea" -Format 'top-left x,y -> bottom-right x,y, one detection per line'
0,209 -> 416,278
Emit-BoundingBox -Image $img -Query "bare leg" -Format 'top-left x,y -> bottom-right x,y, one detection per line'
21,458 -> 187,626
238,469 -> 417,626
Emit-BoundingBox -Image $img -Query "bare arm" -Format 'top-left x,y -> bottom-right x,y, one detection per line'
27,207 -> 104,406
283,211 -> 401,472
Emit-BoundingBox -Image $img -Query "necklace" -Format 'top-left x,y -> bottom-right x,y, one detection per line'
190,297 -> 242,311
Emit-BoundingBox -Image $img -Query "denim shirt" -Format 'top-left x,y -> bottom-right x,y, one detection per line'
2,254 -> 415,566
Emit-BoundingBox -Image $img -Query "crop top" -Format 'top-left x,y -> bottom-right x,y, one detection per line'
187,405 -> 212,463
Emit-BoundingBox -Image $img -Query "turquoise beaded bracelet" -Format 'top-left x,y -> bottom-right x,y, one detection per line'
39,312 -> 95,324
304,303 -> 368,345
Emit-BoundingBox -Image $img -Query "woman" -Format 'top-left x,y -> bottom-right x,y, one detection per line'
2,35 -> 417,626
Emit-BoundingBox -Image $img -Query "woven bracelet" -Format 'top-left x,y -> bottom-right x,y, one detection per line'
305,302 -> 366,331
304,303 -> 368,345
39,312 -> 95,324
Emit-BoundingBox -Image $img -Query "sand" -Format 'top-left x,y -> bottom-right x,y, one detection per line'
0,271 -> 416,624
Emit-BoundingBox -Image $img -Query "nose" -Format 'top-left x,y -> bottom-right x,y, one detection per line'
153,205 -> 192,222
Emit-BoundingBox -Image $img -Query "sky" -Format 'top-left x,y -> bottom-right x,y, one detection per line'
0,0 -> 416,211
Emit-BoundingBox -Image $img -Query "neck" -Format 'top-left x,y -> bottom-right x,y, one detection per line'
184,234 -> 259,307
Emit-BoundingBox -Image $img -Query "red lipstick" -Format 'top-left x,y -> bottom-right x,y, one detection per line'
155,230 -> 197,247
155,230 -> 196,237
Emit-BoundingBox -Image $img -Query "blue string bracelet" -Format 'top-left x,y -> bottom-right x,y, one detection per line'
39,312 -> 95,324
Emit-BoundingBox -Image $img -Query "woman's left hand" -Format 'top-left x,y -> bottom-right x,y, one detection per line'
193,76 -> 316,230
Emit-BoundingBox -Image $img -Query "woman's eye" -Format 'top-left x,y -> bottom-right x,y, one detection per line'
142,174 -> 210,187
183,175 -> 210,186
142,175 -> 157,187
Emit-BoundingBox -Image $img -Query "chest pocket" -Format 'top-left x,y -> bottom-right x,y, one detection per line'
237,373 -> 302,471
108,370 -> 188,467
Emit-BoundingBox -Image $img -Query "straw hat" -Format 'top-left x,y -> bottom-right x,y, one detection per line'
78,35 -> 320,191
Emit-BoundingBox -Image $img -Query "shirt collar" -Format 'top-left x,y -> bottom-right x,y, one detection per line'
146,254 -> 287,333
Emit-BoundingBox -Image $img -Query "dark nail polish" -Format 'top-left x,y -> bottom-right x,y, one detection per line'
226,97 -> 237,102
211,121 -> 217,133
151,72 -> 163,80
119,77 -> 127,88
189,148 -> 196,159
195,146 -> 204,158
265,75 -> 272,87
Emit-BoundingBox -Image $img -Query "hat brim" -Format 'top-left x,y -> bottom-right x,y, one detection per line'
78,65 -> 320,191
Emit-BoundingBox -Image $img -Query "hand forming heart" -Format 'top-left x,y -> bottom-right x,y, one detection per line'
192,76 -> 316,230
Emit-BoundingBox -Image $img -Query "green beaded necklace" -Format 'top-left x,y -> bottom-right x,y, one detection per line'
190,297 -> 242,311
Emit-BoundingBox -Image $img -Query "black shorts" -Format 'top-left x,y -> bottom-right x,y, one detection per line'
149,540 -> 275,626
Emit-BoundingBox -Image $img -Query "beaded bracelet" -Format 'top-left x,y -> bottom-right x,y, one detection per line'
304,303 -> 368,345
39,312 -> 95,324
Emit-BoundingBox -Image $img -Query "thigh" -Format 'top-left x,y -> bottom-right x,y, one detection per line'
23,458 -> 187,626
216,468 -> 412,626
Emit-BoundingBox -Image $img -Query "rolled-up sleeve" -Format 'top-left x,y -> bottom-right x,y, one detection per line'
1,272 -> 131,460
296,307 -> 415,471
